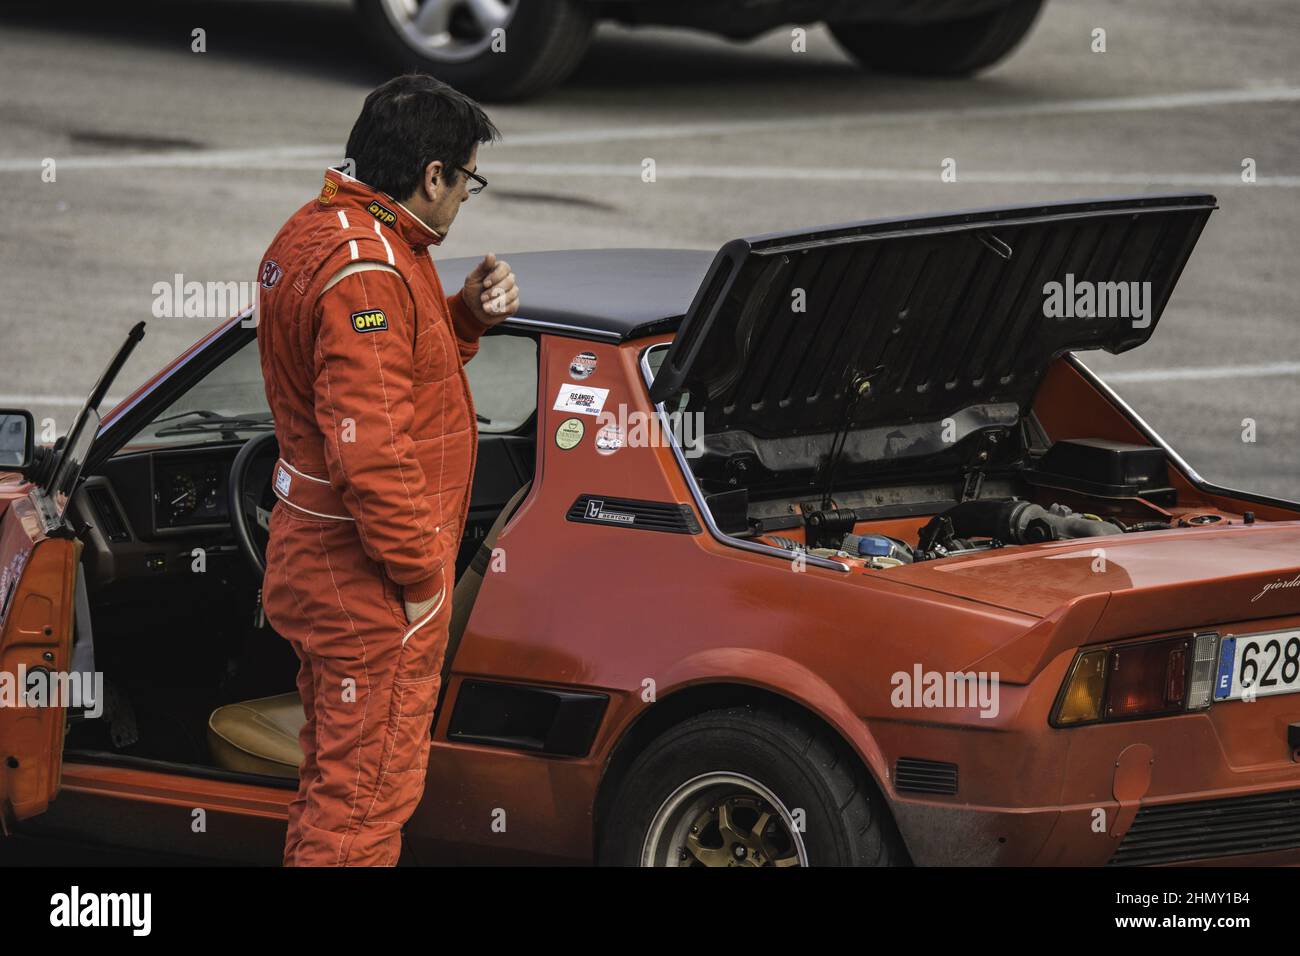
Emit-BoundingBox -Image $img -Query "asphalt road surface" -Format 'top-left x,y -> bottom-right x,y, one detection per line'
0,0 -> 1297,506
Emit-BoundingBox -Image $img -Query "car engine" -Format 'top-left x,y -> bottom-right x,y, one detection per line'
766,498 -> 1184,569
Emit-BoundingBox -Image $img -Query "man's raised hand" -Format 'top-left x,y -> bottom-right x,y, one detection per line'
462,253 -> 519,326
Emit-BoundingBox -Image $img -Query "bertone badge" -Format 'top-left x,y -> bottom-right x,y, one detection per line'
586,499 -> 635,524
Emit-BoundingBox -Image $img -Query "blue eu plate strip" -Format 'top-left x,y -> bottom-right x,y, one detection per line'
1213,635 -> 1237,701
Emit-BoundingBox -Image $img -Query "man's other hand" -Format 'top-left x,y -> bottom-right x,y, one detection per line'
404,584 -> 445,626
461,253 -> 518,326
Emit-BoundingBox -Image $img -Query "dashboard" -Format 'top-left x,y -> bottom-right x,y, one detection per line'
73,443 -> 246,592
71,433 -> 534,592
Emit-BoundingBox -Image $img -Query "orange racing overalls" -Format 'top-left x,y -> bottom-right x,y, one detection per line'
255,167 -> 487,866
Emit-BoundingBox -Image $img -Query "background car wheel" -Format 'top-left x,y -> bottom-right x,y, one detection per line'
356,0 -> 594,101
599,705 -> 906,867
828,0 -> 1045,77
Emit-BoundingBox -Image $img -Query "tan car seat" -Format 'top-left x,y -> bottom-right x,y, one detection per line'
207,480 -> 532,778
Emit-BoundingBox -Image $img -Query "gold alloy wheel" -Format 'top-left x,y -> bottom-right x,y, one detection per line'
640,772 -> 808,867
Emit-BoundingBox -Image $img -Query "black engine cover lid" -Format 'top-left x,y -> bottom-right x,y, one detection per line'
650,194 -> 1216,442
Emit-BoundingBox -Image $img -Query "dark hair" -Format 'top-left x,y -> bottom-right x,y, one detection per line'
345,74 -> 499,200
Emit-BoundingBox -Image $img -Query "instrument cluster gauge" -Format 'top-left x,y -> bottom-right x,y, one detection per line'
166,471 -> 197,520
198,466 -> 222,518
154,457 -> 232,529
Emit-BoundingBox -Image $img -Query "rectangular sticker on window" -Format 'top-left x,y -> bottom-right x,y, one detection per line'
553,383 -> 609,417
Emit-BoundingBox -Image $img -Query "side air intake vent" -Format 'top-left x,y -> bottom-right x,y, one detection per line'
895,757 -> 959,795
87,486 -> 130,543
567,495 -> 701,534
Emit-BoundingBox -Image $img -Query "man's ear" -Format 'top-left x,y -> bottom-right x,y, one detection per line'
421,160 -> 444,201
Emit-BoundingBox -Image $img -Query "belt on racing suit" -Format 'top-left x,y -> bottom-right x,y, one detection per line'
272,458 -> 353,522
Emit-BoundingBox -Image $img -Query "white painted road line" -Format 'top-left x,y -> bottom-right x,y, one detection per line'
0,395 -> 126,409
1,85 -> 1297,174
2,156 -> 1293,187
1102,362 -> 1300,384
476,162 -> 1300,188
500,85 -> 1300,147
0,395 -> 92,407
0,145 -> 341,173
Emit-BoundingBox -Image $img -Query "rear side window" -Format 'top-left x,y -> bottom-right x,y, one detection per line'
466,333 -> 538,434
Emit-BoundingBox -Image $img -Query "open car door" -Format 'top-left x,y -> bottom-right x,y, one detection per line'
0,505 -> 81,829
0,323 -> 144,832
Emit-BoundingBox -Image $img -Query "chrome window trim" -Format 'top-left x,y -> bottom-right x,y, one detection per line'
1066,352 -> 1207,485
1066,353 -> 1300,509
505,315 -> 622,342
638,343 -> 849,573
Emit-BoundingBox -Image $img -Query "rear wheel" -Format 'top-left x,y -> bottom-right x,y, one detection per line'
599,705 -> 905,867
829,0 -> 1044,77
356,0 -> 594,101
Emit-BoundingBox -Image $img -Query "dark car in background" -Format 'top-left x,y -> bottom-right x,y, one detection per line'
358,0 -> 1046,99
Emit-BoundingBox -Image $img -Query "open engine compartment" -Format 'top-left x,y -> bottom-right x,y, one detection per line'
695,431 -> 1262,571
639,194 -> 1300,572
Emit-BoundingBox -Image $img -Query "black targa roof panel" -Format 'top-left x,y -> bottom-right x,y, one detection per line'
648,194 -> 1217,440
435,248 -> 714,341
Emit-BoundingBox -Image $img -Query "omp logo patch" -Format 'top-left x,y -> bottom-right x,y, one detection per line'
367,200 -> 397,227
319,179 -> 339,205
351,309 -> 388,333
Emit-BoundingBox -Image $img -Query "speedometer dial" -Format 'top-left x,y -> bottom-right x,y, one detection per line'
167,472 -> 197,519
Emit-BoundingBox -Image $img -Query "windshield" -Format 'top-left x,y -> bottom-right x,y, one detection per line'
123,337 -> 271,450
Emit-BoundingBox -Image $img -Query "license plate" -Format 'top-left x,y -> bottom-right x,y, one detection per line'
1214,629 -> 1300,701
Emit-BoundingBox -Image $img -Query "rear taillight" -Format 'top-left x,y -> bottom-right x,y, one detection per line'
1106,638 -> 1188,719
1052,632 -> 1220,727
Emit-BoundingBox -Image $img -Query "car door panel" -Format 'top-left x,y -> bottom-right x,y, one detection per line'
0,493 -> 78,830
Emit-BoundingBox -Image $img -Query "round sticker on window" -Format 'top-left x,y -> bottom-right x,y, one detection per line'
569,351 -> 597,380
555,417 -> 585,450
594,423 -> 625,456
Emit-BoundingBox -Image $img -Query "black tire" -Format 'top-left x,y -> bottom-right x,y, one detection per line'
356,0 -> 594,101
829,0 -> 1044,78
599,705 -> 906,867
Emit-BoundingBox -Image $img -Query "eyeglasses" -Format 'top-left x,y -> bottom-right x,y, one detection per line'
458,166 -> 488,195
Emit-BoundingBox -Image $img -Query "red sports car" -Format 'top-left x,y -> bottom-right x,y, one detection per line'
2,194 -> 1299,866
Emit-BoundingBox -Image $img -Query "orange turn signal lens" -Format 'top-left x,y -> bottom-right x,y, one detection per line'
1055,649 -> 1108,725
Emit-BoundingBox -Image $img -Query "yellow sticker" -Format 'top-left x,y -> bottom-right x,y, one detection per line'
555,417 -> 585,450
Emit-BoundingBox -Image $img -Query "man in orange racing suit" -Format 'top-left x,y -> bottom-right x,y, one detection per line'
255,76 -> 517,866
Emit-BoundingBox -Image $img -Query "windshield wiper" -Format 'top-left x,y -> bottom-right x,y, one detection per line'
154,413 -> 274,438
151,408 -> 267,426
